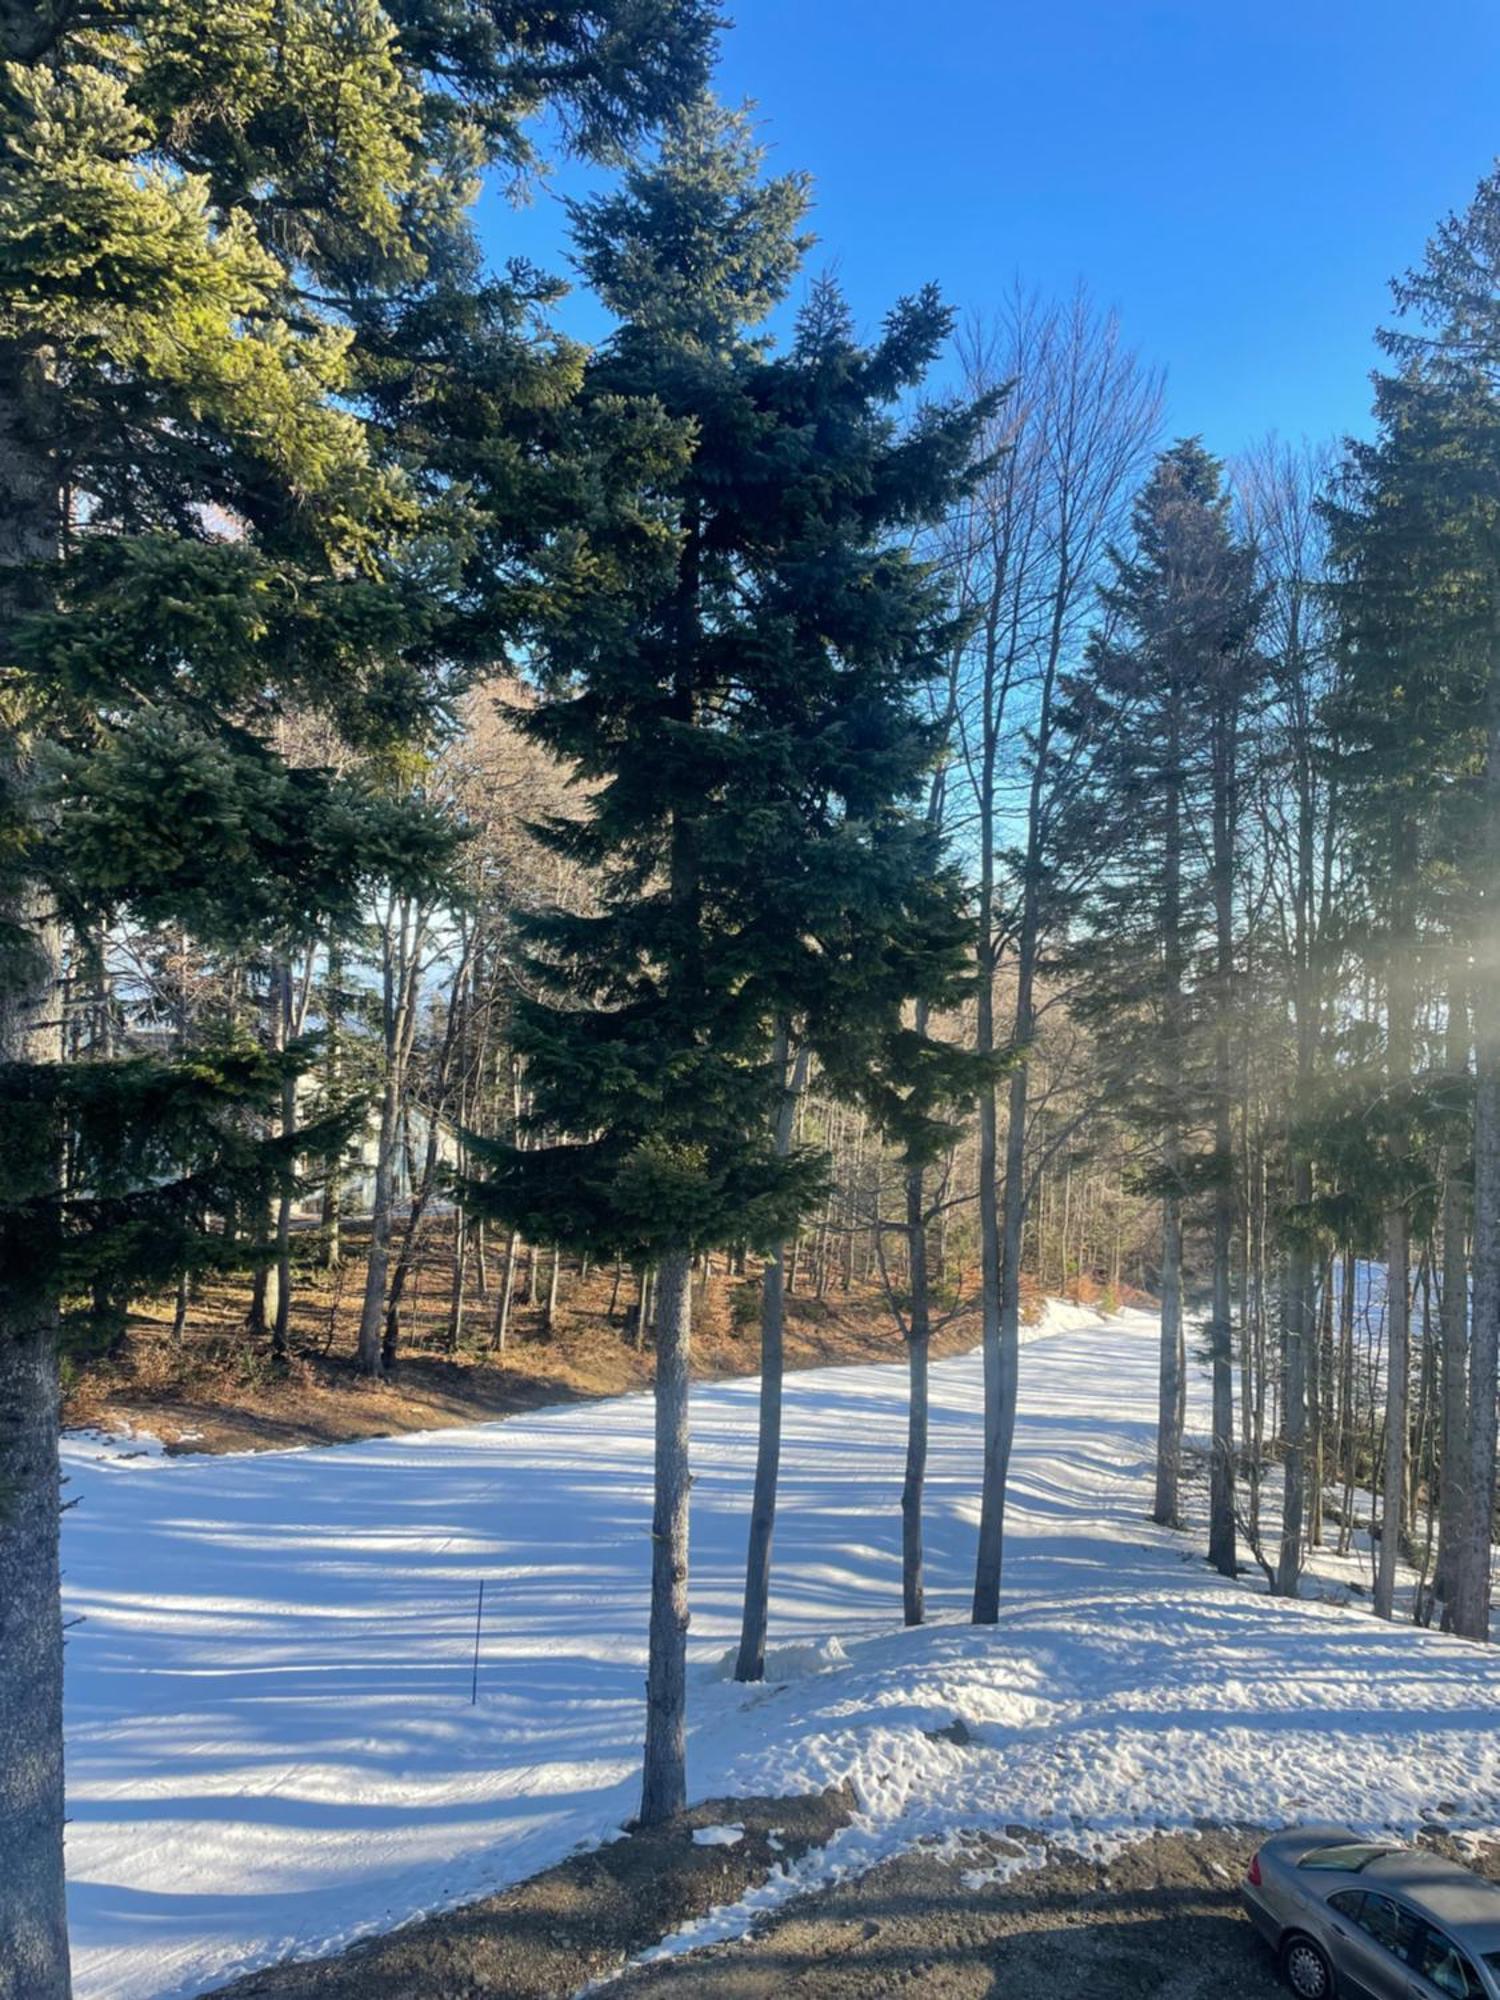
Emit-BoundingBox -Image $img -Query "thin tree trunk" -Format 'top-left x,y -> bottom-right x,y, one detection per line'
971,825 -> 1005,1622
1207,690 -> 1239,1581
319,941 -> 343,1270
544,1242 -> 560,1333
447,1214 -> 468,1353
272,957 -> 295,1363
1157,693 -> 1188,1530
1376,844 -> 1415,1620
493,1231 -> 518,1354
1455,625 -> 1500,1642
1439,983 -> 1469,1617
735,1033 -> 809,1682
639,1244 -> 693,1826
901,1137 -> 932,1628
1155,1192 -> 1184,1526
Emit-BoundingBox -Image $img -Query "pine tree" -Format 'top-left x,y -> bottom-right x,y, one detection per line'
1063,441 -> 1264,1571
0,6 -> 713,1987
1378,186 -> 1500,1642
1323,336 -> 1494,1628
461,103 -> 989,1816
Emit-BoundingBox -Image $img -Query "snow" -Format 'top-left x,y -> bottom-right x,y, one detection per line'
690,1825 -> 744,1847
61,1301 -> 1500,2000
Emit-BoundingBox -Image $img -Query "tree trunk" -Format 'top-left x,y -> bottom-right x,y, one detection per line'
971,813 -> 1005,1621
735,1033 -> 808,1682
271,958 -> 295,1364
1156,691 -> 1189,1532
901,1147 -> 932,1628
1454,633 -> 1500,1642
447,1214 -> 468,1353
1155,1191 -> 1184,1526
639,1244 -> 693,1826
1206,690 -> 1238,1581
1276,1228 -> 1311,1596
543,1242 -> 560,1333
492,1231 -> 519,1353
356,1067 -> 399,1375
1376,844 -> 1415,1621
0,369 -> 72,1999
1438,984 -> 1469,1616
0,1331 -> 71,2000
320,942 -> 343,1270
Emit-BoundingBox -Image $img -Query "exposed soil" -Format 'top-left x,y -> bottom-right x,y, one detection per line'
203,1786 -> 857,2000
65,1217 -> 1110,1456
602,1829 -> 1283,1999
609,1826 -> 1500,1999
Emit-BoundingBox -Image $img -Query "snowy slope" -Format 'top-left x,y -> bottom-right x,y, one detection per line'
61,1303 -> 1500,2000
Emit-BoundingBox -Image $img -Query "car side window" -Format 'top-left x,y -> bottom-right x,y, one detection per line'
1328,1890 -> 1365,1919
1356,1893 -> 1420,1962
1414,1926 -> 1485,1999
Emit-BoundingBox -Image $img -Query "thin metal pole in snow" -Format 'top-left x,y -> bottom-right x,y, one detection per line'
470,1578 -> 486,1705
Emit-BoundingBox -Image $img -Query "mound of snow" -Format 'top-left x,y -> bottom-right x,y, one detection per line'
709,1634 -> 850,1683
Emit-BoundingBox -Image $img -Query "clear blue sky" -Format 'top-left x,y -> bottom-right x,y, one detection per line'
477,0 -> 1500,458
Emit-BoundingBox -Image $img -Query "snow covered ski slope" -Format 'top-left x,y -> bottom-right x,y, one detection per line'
62,1303 -> 1500,2000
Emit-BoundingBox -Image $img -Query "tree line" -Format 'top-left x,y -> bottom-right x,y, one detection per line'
4,3 -> 1500,1993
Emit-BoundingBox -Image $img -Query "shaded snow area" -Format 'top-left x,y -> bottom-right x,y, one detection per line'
62,1301 -> 1500,2000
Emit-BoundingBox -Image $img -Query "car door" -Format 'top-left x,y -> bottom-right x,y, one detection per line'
1325,1891 -> 1423,2000
1405,1922 -> 1488,2000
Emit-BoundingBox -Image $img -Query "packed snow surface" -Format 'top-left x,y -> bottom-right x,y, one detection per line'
63,1301 -> 1500,2000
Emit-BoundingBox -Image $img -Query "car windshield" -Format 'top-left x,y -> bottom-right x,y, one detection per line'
1299,1844 -> 1397,1872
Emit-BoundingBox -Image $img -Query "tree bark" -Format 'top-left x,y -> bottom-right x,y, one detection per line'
901,1147 -> 932,1628
1438,984 -> 1469,1617
492,1231 -> 518,1353
639,1244 -> 692,1826
1376,840 -> 1415,1621
0,1331 -> 71,2000
357,1062 -> 400,1375
271,957 -> 295,1363
319,943 -> 344,1270
1155,1192 -> 1184,1526
734,1032 -> 808,1682
1156,693 -> 1188,1530
971,728 -> 1005,1622
1454,631 -> 1500,1643
1206,686 -> 1239,1581
0,367 -> 72,1999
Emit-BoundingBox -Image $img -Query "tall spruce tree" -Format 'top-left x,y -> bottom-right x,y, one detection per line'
0,5 -> 712,1988
461,104 -> 988,1816
1376,179 -> 1500,1642
1063,442 -> 1263,1571
1323,356 -> 1493,1628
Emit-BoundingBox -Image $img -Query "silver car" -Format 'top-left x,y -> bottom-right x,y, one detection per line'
1242,1823 -> 1500,2000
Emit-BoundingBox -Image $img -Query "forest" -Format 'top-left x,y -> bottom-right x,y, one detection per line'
3,4 -> 1500,1997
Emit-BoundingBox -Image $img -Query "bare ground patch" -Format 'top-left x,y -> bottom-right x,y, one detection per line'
607,1828 -> 1292,1998
65,1219 -> 1017,1456
201,1788 -> 855,2000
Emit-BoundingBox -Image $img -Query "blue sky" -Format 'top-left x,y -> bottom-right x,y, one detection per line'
477,0 -> 1500,458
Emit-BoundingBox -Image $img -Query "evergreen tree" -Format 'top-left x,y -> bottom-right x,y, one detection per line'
0,5 -> 713,1987
1376,193 -> 1500,1643
1322,337 -> 1495,1630
461,103 -> 989,1817
1062,441 -> 1264,1571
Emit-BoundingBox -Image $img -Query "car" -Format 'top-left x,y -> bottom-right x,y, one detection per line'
1242,1823 -> 1500,1999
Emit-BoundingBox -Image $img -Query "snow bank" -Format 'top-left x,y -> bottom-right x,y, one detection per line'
61,1298 -> 1500,2000
707,1634 -> 848,1682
